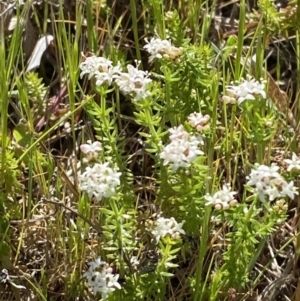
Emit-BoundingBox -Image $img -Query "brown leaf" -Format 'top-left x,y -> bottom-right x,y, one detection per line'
266,71 -> 297,129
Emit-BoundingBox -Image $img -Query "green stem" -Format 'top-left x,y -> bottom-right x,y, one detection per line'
144,106 -> 161,148
129,0 -> 142,63
109,198 -> 125,274
164,69 -> 176,126
234,0 -> 245,79
99,88 -> 120,161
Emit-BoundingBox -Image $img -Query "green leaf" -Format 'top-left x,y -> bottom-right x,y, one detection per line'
13,124 -> 33,147
159,271 -> 174,277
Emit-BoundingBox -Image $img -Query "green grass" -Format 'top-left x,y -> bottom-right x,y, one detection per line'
0,0 -> 299,300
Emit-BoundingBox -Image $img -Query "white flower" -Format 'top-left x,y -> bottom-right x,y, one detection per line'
264,184 -> 281,201
224,75 -> 267,105
106,273 -> 121,290
284,153 -> 300,172
188,112 -> 210,131
83,257 -> 121,299
160,125 -> 204,171
79,162 -> 121,201
143,38 -> 172,62
79,54 -> 121,86
114,62 -> 152,101
205,185 -> 237,210
98,273 -> 121,299
281,181 -> 298,200
221,95 -> 237,104
247,164 -> 281,187
151,217 -> 185,243
168,124 -> 189,141
165,11 -> 174,20
85,257 -> 107,272
143,37 -> 183,63
130,256 -> 140,270
80,140 -> 102,162
246,163 -> 298,201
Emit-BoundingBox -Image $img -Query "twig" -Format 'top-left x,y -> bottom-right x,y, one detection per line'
41,196 -> 102,234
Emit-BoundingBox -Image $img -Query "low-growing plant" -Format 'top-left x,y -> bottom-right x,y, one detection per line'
0,0 -> 299,300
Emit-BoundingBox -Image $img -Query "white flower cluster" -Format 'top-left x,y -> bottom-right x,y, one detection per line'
79,162 -> 121,201
79,54 -> 152,101
151,217 -> 185,243
284,153 -> 300,172
79,56 -> 121,86
205,184 -> 238,210
80,140 -> 102,162
83,257 -> 121,299
188,112 -> 210,131
222,75 -> 267,105
160,125 -> 204,171
246,163 -> 298,201
143,37 -> 183,63
114,62 -> 152,101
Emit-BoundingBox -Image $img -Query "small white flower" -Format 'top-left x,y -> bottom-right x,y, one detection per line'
264,184 -> 281,201
165,11 -> 174,20
205,185 -> 237,209
160,125 -> 204,171
281,180 -> 298,200
168,124 -> 189,141
247,164 -> 280,187
284,153 -> 300,172
130,256 -> 140,270
83,257 -> 121,299
85,257 -> 106,272
79,54 -> 121,86
114,62 -> 152,101
79,162 -> 121,201
143,37 -> 183,63
246,163 -> 298,201
151,217 -> 185,243
143,37 -> 172,62
221,94 -> 237,104
188,112 -> 210,131
80,140 -> 102,162
224,75 -> 267,105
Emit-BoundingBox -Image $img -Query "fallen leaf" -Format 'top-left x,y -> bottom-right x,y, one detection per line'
26,34 -> 54,72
